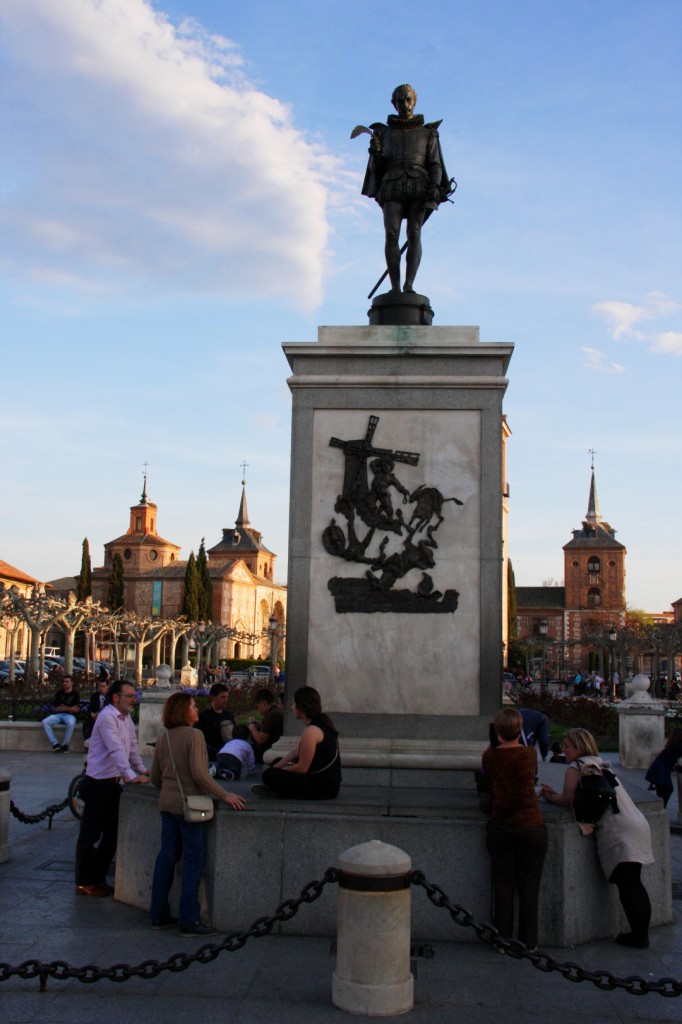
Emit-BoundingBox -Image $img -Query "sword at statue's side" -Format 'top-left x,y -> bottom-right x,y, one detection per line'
367,244 -> 408,300
351,126 -> 408,301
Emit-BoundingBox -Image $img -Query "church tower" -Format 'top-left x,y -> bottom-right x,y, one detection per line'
563,462 -> 626,614
208,478 -> 277,581
101,474 -> 181,574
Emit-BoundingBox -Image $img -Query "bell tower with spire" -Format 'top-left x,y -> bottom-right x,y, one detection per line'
208,469 -> 277,581
563,452 -> 626,613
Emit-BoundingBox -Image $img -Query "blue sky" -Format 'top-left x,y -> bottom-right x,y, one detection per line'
1,0 -> 680,611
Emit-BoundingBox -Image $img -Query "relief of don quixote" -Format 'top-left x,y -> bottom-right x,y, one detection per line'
322,415 -> 463,614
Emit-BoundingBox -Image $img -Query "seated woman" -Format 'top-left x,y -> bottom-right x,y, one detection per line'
541,728 -> 654,949
258,687 -> 341,800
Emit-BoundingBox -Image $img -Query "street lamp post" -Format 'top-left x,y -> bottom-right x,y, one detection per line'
538,619 -> 549,686
196,620 -> 206,684
608,625 -> 617,700
268,615 -> 278,687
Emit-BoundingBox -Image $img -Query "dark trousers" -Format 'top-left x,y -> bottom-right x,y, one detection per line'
216,753 -> 243,779
609,862 -> 651,940
75,777 -> 122,885
261,764 -> 339,800
486,821 -> 548,948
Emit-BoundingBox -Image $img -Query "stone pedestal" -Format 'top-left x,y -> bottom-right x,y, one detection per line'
138,688 -> 176,753
618,674 -> 665,769
116,768 -> 673,945
368,291 -> 433,326
282,325 -> 513,757
180,661 -> 197,687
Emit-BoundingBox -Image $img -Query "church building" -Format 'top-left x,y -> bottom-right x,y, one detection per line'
89,477 -> 286,662
515,465 -> 626,677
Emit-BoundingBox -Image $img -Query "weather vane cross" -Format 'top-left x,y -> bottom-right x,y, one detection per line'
240,460 -> 249,481
588,448 -> 598,470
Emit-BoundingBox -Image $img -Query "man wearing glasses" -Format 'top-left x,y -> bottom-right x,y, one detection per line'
75,679 -> 148,897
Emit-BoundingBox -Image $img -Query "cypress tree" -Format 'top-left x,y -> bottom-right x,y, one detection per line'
196,537 -> 212,622
77,537 -> 92,601
107,552 -> 125,610
183,552 -> 200,621
507,558 -> 518,642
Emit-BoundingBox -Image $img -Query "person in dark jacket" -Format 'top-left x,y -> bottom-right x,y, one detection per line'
645,729 -> 682,807
193,683 -> 235,760
519,707 -> 550,761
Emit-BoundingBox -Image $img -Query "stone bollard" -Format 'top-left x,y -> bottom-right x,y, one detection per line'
332,840 -> 413,1016
0,769 -> 10,863
617,673 -> 665,769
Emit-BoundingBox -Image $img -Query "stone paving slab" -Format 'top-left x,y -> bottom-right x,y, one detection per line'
1,750 -> 680,1023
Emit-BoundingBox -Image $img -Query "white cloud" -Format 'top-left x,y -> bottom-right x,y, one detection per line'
0,0 -> 342,309
591,292 -> 681,356
652,331 -> 682,356
580,347 -> 625,374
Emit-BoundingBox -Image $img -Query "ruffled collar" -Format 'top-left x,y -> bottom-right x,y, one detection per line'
387,114 -> 424,129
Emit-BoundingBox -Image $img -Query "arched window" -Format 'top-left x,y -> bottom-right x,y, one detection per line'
588,588 -> 601,607
136,516 -> 142,532
587,556 -> 600,573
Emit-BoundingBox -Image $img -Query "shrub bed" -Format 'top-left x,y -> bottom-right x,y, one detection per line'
509,690 -> 619,745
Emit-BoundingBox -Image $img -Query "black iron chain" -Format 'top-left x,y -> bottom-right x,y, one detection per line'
0,868 -> 339,990
10,797 -> 69,828
1,861 -> 679,998
410,870 -> 681,998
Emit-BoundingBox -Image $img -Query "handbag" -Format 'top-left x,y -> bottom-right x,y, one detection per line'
166,731 -> 214,823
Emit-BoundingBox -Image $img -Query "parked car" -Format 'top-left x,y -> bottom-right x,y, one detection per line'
0,659 -> 25,683
246,665 -> 271,679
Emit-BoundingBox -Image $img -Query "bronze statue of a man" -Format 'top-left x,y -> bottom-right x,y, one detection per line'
359,84 -> 453,294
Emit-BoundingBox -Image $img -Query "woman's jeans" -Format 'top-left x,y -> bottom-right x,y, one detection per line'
150,812 -> 207,926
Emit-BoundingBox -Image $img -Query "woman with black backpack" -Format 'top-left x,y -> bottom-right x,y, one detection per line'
541,728 -> 654,949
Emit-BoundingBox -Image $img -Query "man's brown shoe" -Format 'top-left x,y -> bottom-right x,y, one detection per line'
76,883 -> 111,897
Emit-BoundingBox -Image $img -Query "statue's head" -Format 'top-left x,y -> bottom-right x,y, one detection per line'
391,84 -> 417,118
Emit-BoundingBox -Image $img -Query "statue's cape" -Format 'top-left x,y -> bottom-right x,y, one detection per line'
361,118 -> 452,203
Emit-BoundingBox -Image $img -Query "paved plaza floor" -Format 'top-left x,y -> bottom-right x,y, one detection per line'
1,750 -> 680,1023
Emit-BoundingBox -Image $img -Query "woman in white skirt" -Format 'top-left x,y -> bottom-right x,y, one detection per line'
541,727 -> 654,949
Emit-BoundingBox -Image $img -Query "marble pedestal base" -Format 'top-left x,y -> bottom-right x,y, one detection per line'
283,325 -> 514,746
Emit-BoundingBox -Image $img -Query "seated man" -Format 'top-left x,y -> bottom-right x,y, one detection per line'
248,689 -> 284,763
41,675 -> 80,752
193,682 -> 235,760
83,679 -> 109,743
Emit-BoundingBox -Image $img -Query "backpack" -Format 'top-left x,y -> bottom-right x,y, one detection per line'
572,760 -> 620,826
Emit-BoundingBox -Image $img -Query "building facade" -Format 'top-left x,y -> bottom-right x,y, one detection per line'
0,560 -> 46,660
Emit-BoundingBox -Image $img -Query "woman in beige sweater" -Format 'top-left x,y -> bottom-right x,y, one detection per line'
150,692 -> 245,937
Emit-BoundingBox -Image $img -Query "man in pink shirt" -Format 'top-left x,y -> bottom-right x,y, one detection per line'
75,680 -> 148,897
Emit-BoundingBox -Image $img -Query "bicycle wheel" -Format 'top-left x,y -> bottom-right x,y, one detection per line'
68,773 -> 86,820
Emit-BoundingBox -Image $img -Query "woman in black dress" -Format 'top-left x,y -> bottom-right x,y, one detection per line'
260,687 -> 341,799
